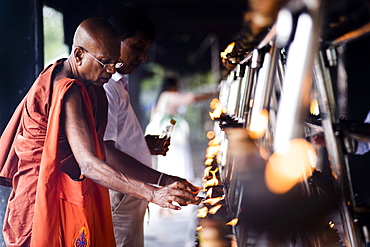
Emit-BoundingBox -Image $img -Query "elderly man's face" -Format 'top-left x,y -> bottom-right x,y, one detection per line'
116,30 -> 153,75
77,45 -> 121,87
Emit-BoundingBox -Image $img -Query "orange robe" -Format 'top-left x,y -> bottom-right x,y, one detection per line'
0,60 -> 115,247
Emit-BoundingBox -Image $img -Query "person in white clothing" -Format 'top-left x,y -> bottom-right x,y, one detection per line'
105,7 -> 199,247
146,77 -> 218,181
355,111 -> 370,155
311,111 -> 370,155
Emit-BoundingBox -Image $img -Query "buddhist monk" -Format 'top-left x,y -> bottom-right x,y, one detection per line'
0,18 -> 198,247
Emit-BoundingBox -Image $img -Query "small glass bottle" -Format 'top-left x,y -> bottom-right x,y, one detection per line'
155,118 -> 177,151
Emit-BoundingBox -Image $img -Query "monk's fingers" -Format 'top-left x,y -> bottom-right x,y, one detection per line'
167,182 -> 200,203
168,176 -> 200,194
159,196 -> 183,209
185,183 -> 200,194
164,200 -> 181,210
167,181 -> 187,190
168,181 -> 200,194
170,196 -> 190,206
170,187 -> 199,202
153,186 -> 198,208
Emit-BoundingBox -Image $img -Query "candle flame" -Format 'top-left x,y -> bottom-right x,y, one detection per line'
220,42 -> 235,60
205,145 -> 220,159
210,98 -> 220,110
209,204 -> 222,214
209,98 -> 226,120
204,197 -> 222,205
310,99 -> 320,116
208,136 -> 220,146
196,226 -> 203,231
206,131 -> 215,139
249,99 -> 254,108
209,107 -> 225,120
203,166 -> 212,177
197,207 -> 208,218
204,158 -> 214,166
204,168 -> 219,188
329,221 -> 335,228
226,218 -> 239,226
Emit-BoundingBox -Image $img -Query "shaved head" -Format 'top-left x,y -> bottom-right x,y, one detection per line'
65,18 -> 121,86
73,17 -> 120,53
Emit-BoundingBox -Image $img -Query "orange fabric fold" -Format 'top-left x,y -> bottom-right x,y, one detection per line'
0,61 -> 115,247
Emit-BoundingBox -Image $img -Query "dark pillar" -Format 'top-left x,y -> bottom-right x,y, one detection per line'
0,0 -> 44,130
0,1 -> 43,245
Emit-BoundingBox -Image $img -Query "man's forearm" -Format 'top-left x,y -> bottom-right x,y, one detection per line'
104,141 -> 163,185
80,155 -> 156,202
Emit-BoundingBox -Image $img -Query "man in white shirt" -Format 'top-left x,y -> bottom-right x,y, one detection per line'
105,7 -> 199,247
355,111 -> 370,155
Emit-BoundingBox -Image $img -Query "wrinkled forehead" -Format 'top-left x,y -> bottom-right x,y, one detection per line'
88,38 -> 121,60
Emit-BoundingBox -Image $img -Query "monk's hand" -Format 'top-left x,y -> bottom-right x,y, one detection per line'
161,174 -> 200,197
151,181 -> 199,210
145,135 -> 170,156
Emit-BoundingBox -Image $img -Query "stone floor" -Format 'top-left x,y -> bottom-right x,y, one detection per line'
143,177 -> 202,247
144,203 -> 199,247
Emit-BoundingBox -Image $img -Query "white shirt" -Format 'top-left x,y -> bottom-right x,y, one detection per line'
356,111 -> 370,155
103,73 -> 152,167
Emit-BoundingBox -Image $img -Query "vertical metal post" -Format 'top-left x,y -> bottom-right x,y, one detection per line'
242,49 -> 264,128
314,51 -> 361,247
273,11 -> 320,152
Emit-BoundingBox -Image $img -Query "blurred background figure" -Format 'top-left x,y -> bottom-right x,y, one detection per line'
146,76 -> 217,183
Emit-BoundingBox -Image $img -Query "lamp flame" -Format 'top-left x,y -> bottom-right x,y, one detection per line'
204,197 -> 223,205
204,168 -> 219,188
226,218 -> 239,226
196,226 -> 203,231
249,99 -> 254,108
208,137 -> 220,146
206,145 -> 220,159
203,166 -> 212,177
206,131 -> 215,139
329,221 -> 335,228
310,99 -> 320,116
209,107 -> 225,120
204,158 -> 214,166
210,98 -> 221,110
220,42 -> 235,60
209,204 -> 222,214
197,207 -> 208,218
209,98 -> 226,120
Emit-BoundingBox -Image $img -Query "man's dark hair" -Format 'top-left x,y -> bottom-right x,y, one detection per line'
108,6 -> 156,41
161,77 -> 178,92
155,76 -> 179,103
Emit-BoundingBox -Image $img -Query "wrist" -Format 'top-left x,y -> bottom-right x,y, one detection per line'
148,186 -> 157,204
159,173 -> 173,186
157,172 -> 164,186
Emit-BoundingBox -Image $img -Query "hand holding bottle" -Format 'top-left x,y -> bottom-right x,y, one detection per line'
145,135 -> 170,155
146,118 -> 177,156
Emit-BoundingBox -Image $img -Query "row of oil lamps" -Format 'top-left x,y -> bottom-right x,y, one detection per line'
195,100 -> 238,247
